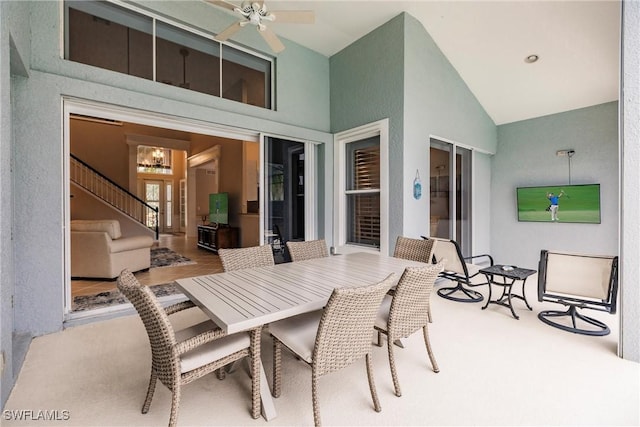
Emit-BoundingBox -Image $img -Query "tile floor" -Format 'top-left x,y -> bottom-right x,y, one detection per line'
71,233 -> 223,297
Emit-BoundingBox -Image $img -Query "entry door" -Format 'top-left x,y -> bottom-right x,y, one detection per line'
144,180 -> 165,232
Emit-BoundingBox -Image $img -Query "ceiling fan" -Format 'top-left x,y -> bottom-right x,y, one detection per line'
206,1 -> 315,53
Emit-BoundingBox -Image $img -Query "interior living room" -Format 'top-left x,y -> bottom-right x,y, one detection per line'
1,0 -> 638,425
68,114 -> 262,306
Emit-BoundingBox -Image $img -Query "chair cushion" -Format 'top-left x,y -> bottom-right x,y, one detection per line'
70,219 -> 122,239
176,320 -> 250,373
269,310 -> 323,364
374,295 -> 392,330
109,235 -> 153,253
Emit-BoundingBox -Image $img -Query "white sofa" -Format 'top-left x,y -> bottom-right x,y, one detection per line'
70,219 -> 154,279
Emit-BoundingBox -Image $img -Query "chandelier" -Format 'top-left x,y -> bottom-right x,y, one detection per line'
152,148 -> 165,165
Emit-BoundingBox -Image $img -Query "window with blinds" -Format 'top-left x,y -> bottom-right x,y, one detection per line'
345,137 -> 380,248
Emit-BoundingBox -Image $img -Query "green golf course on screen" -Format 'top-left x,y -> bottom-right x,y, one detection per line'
516,184 -> 601,223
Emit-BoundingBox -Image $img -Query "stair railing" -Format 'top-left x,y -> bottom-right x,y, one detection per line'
70,154 -> 159,239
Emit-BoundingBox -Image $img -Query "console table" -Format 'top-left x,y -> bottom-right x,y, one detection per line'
197,225 -> 239,253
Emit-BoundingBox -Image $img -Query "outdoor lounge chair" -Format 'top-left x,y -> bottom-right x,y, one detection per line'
537,249 -> 619,336
423,237 -> 493,303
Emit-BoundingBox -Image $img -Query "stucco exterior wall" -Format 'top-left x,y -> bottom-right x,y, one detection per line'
12,0 -> 332,341
492,102 -> 619,268
621,0 -> 640,362
402,14 -> 496,253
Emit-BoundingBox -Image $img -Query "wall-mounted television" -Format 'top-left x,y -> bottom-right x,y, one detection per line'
516,184 -> 601,224
209,192 -> 229,225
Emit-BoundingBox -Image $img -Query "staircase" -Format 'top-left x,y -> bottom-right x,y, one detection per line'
70,154 -> 159,239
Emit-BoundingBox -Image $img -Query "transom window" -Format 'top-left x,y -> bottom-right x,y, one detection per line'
137,146 -> 172,175
64,1 -> 273,109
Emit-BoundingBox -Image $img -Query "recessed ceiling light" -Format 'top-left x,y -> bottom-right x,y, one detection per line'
525,54 -> 539,64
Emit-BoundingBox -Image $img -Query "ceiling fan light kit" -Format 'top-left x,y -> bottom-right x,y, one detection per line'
206,0 -> 315,53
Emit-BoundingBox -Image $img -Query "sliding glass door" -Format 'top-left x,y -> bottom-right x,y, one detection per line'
430,139 -> 472,256
262,136 -> 315,262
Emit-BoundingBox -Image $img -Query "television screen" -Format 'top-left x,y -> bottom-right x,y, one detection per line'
209,192 -> 229,225
516,184 -> 601,224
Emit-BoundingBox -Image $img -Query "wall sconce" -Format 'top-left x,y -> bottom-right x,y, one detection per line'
556,149 -> 576,184
556,149 -> 575,157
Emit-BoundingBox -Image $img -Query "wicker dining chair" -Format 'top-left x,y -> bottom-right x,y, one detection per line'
116,269 -> 262,427
374,265 -> 442,397
393,236 -> 436,322
270,274 -> 396,427
286,239 -> 329,262
218,244 -> 275,272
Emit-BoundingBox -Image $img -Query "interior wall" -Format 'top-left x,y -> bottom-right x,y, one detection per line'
491,102 -> 619,269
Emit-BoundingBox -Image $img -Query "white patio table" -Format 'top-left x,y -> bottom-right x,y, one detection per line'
175,251 -> 428,421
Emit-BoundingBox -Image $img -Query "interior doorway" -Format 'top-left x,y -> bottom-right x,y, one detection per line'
64,100 -> 260,318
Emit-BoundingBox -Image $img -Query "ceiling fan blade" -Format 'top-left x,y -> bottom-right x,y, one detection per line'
205,0 -> 238,12
270,10 -> 315,24
258,26 -> 285,53
215,21 -> 243,42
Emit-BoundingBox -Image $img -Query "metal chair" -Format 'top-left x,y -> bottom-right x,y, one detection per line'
374,265 -> 442,397
423,237 -> 493,303
218,244 -> 275,272
286,239 -> 329,262
269,274 -> 396,426
537,249 -> 619,336
116,269 -> 262,427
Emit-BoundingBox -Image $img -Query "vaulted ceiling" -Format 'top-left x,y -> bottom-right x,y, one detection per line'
213,1 -> 621,125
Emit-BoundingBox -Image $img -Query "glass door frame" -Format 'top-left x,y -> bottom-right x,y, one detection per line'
259,133 -> 318,246
430,136 -> 473,256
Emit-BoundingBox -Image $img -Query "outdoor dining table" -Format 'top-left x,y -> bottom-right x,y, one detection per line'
175,251 -> 429,421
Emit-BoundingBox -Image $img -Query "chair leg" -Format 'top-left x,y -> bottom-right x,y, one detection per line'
311,369 -> 322,427
387,334 -> 402,397
249,328 -> 262,419
376,330 -> 383,347
272,338 -> 282,398
422,326 -> 440,373
427,302 -> 433,323
168,384 -> 180,427
216,368 -> 226,380
365,353 -> 382,412
142,369 -> 157,414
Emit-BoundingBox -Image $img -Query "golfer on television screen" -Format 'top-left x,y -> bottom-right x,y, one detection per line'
546,190 -> 565,221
